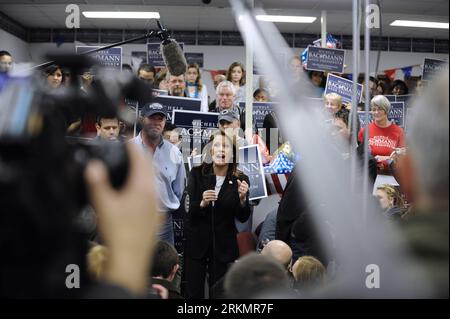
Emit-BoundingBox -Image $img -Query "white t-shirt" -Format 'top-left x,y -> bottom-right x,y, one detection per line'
215,175 -> 226,197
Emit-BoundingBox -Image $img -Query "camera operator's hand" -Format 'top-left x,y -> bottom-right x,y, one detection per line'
85,144 -> 161,296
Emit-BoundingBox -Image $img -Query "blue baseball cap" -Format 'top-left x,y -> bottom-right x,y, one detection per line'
141,102 -> 167,118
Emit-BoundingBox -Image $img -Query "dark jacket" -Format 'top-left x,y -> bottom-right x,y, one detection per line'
150,278 -> 183,299
184,164 -> 251,263
383,206 -> 405,220
275,167 -> 329,264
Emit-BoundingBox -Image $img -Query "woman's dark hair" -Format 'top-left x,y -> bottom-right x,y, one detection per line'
226,62 -> 246,86
253,88 -> 270,99
43,64 -> 64,84
153,68 -> 167,88
392,79 -> 409,95
369,76 -> 378,86
376,80 -> 389,95
186,63 -> 203,91
201,130 -> 242,179
307,70 -> 325,88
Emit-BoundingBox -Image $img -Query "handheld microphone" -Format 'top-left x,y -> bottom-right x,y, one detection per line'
209,172 -> 216,208
157,21 -> 187,76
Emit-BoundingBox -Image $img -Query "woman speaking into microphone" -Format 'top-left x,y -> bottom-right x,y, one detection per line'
184,130 -> 251,299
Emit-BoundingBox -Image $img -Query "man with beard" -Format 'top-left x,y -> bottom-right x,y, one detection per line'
167,73 -> 187,97
131,103 -> 186,245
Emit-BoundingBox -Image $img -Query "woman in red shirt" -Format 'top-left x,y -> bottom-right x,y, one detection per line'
358,95 -> 406,172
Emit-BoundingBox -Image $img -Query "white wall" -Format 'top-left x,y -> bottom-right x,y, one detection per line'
0,29 -> 30,64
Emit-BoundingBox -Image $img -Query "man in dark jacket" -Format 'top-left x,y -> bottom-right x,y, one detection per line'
150,241 -> 183,299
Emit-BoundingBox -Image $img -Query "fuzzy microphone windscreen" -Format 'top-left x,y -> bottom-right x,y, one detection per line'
160,40 -> 187,76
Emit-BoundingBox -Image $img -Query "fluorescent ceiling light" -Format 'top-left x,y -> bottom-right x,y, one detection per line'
82,11 -> 160,19
390,20 -> 449,29
256,15 -> 316,23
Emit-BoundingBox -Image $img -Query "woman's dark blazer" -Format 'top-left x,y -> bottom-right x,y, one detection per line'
184,164 -> 251,263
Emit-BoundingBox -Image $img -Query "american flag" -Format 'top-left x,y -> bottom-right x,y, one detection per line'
264,152 -> 295,197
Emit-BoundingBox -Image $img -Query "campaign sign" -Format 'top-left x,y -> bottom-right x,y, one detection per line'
389,102 -> 405,127
325,74 -> 363,104
385,95 -> 397,102
306,46 -> 345,73
152,95 -> 201,122
423,58 -> 448,81
131,51 -> 147,65
357,111 -> 372,127
185,53 -> 204,68
172,110 -> 219,160
238,145 -> 268,201
147,42 -> 184,67
238,102 -> 278,131
152,89 -> 168,97
76,46 -> 122,70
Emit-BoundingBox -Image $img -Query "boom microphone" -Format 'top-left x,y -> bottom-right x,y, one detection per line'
157,21 -> 187,76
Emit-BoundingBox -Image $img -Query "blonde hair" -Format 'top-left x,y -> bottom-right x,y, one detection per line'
376,184 -> 405,209
87,245 -> 109,281
292,256 -> 326,287
324,93 -> 343,109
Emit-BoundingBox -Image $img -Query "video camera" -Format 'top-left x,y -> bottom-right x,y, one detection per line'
0,54 -> 153,211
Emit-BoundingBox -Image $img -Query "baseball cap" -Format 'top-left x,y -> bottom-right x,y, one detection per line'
218,107 -> 240,123
141,102 -> 167,118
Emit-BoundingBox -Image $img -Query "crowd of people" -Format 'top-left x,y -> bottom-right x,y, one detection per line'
0,48 -> 448,299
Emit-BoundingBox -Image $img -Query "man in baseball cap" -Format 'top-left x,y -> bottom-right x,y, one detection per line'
218,107 -> 241,129
131,101 -> 186,246
140,102 -> 167,118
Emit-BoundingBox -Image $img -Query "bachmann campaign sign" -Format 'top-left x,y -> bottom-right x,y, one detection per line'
152,95 -> 201,122
325,73 -> 363,104
76,46 -> 122,70
238,102 -> 278,131
238,145 -> 268,201
172,110 -> 219,159
306,46 -> 345,73
423,58 -> 448,81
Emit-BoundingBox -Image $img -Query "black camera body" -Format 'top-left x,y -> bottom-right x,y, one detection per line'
0,54 -> 154,208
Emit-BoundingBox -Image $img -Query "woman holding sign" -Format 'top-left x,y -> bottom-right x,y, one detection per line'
183,130 -> 251,299
358,95 -> 406,173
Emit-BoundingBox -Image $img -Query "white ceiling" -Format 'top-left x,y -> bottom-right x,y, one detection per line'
0,0 -> 448,38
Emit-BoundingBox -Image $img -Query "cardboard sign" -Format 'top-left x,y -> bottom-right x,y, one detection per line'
76,46 -> 122,70
238,102 -> 278,130
172,110 -> 219,160
325,73 -> 363,104
151,95 -> 201,122
306,46 -> 345,73
185,53 -> 204,68
238,145 -> 268,201
423,58 -> 448,81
